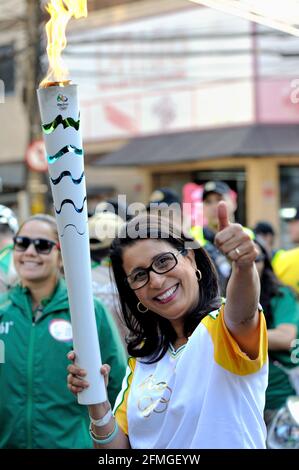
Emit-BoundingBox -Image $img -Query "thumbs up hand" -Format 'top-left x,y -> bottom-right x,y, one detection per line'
215,201 -> 258,266
217,200 -> 230,231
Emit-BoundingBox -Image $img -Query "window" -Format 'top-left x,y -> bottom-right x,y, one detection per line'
279,165 -> 299,248
0,44 -> 15,94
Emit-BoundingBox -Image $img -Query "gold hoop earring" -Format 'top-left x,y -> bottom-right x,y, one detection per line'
137,302 -> 149,313
196,269 -> 202,282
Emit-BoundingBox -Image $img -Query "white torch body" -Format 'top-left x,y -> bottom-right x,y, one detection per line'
37,84 -> 106,405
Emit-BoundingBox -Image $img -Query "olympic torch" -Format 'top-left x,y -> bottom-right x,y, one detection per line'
37,1 -> 106,405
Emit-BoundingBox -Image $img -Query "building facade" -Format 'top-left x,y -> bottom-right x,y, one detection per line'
0,1 -> 28,211
1,0 -> 299,245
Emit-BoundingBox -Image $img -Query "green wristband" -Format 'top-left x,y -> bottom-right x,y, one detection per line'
89,421 -> 119,445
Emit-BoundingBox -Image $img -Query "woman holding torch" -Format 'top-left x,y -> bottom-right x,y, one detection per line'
67,203 -> 268,449
0,214 -> 126,449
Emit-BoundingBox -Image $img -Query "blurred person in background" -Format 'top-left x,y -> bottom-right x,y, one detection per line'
191,181 -> 238,295
146,187 -> 183,227
0,214 -> 126,448
0,205 -> 19,293
253,221 -> 276,257
272,208 -> 299,296
0,205 -> 19,249
95,197 -> 132,222
254,238 -> 299,436
201,181 -> 237,238
89,211 -> 128,347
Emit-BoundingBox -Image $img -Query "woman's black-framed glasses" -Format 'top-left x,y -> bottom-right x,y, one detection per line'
13,236 -> 59,255
126,250 -> 186,291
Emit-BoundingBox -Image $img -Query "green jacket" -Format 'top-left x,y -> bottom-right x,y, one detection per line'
266,286 -> 299,410
0,278 -> 127,449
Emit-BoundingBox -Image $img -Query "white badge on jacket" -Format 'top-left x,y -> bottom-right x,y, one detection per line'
49,319 -> 73,342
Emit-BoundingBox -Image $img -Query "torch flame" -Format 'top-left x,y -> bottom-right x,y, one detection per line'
40,0 -> 87,88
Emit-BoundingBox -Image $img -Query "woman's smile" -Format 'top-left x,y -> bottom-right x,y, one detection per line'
153,283 -> 179,304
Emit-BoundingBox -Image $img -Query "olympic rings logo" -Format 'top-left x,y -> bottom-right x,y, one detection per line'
137,375 -> 172,418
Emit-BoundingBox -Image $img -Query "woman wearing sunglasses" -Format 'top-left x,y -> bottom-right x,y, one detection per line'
0,214 -> 126,449
68,202 -> 268,449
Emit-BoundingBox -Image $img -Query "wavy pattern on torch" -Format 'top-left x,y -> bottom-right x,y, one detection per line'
55,196 -> 87,214
47,145 -> 83,164
60,223 -> 87,238
50,171 -> 84,186
42,114 -> 80,134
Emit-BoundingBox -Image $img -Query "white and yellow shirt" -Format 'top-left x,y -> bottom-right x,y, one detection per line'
114,305 -> 268,449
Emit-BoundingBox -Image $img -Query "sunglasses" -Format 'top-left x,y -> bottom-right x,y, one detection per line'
13,236 -> 59,255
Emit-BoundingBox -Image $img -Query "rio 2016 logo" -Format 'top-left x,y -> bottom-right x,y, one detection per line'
57,94 -> 68,103
56,94 -> 69,110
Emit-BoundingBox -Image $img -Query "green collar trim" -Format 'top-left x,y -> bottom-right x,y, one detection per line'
168,343 -> 186,358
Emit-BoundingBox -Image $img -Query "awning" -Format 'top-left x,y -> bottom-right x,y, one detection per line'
92,124 -> 299,167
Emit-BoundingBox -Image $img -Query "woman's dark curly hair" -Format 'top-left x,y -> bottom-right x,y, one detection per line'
110,213 -> 221,363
